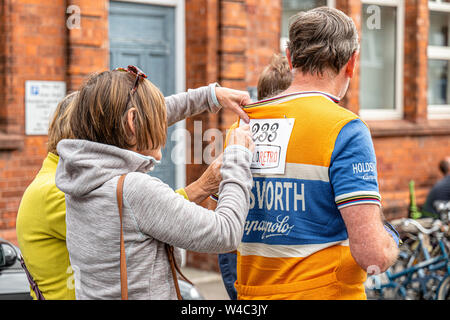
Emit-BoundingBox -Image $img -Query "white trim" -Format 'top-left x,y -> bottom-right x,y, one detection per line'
115,0 -> 180,6
428,105 -> 450,119
110,0 -> 186,190
429,1 -> 450,13
359,109 -> 403,120
279,0 -> 336,52
359,0 -> 404,120
249,91 -> 340,106
326,0 -> 336,8
334,190 -> 382,202
253,162 -> 330,182
428,46 -> 450,60
110,0 -> 186,265
173,1 -> 186,192
361,0 -> 400,6
427,2 -> 450,117
238,240 -> 349,258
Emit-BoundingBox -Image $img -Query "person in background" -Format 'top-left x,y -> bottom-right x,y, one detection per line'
256,54 -> 294,101
16,92 -> 78,300
423,157 -> 450,217
16,75 -> 252,300
216,53 -> 293,300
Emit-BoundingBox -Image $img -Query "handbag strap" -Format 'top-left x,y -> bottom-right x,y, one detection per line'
19,255 -> 45,300
116,174 -> 191,300
117,174 -> 128,300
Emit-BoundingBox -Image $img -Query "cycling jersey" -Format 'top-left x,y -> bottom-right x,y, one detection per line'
219,91 -> 381,300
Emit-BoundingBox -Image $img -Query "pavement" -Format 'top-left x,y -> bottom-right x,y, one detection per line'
181,267 -> 230,300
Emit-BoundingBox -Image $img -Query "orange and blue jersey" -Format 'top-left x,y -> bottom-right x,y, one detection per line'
218,91 -> 381,300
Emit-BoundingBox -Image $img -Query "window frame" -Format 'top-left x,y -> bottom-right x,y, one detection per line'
279,0 -> 335,53
427,0 -> 450,119
359,0 -> 405,120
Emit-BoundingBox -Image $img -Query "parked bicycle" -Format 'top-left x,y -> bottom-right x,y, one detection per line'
365,214 -> 450,300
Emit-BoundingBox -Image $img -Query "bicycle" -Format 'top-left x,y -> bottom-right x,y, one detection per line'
365,218 -> 450,300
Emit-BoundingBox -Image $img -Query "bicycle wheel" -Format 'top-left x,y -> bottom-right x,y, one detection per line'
394,281 -> 421,300
437,276 -> 450,300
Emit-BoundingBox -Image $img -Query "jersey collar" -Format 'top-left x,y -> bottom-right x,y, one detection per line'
245,91 -> 340,108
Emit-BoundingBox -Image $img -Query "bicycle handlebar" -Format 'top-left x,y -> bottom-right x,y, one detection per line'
402,218 -> 442,235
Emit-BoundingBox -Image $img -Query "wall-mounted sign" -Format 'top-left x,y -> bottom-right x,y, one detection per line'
25,80 -> 66,135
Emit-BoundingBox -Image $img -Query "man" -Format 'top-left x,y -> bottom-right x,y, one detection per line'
214,7 -> 399,300
217,54 -> 293,300
423,157 -> 450,217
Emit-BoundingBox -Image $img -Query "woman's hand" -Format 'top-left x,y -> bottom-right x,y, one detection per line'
184,154 -> 223,205
197,153 -> 223,196
227,125 -> 255,153
183,126 -> 254,205
215,87 -> 251,124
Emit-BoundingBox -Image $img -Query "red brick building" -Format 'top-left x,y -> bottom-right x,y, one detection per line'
1,0 -> 450,271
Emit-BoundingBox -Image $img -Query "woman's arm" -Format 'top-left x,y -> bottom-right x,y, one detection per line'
165,84 -> 250,126
125,126 -> 254,253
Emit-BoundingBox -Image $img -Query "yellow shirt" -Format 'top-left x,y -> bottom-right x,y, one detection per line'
16,152 -> 189,300
16,153 -> 75,300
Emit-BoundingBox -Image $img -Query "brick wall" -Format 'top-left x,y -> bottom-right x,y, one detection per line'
373,133 -> 450,218
0,0 -> 108,244
66,0 -> 109,92
0,0 -> 68,243
336,0 -> 361,115
185,0 -> 220,186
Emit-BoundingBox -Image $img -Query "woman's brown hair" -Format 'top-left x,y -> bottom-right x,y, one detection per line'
47,91 -> 77,155
69,70 -> 167,152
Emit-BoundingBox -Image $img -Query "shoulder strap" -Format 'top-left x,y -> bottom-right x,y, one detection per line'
117,174 -> 128,300
19,255 -> 45,300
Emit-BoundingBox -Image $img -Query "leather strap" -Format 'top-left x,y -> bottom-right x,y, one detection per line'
19,255 -> 45,300
117,174 -> 128,300
116,174 -> 191,300
166,244 -> 194,286
165,244 -> 182,300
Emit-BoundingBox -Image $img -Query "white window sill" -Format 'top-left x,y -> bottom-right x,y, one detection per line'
428,105 -> 450,119
359,109 -> 403,121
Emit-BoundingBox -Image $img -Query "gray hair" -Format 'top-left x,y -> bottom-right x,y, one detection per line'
287,6 -> 359,76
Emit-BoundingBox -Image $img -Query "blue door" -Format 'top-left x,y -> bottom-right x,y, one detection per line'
109,1 -> 177,188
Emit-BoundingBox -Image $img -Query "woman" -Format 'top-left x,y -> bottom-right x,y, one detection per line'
16,92 -> 78,300
55,67 -> 254,299
17,72 -> 250,300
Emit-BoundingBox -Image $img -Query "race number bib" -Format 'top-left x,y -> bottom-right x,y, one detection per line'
241,118 -> 295,175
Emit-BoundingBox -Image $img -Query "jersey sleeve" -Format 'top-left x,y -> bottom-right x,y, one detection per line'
329,118 -> 381,210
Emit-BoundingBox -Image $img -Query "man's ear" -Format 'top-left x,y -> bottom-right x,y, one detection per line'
285,47 -> 294,71
345,51 -> 358,78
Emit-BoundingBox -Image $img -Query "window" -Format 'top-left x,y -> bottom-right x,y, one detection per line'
428,0 -> 450,119
280,0 -> 334,52
359,0 -> 404,120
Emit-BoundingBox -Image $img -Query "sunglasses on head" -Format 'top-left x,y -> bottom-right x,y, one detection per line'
113,65 -> 148,111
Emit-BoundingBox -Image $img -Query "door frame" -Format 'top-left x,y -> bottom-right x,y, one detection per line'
109,0 -> 186,190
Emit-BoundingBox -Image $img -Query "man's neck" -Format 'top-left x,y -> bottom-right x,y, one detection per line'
282,69 -> 343,99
